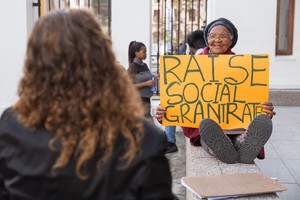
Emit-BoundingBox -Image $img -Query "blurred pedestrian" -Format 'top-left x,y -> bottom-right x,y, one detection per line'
187,30 -> 206,55
127,41 -> 157,123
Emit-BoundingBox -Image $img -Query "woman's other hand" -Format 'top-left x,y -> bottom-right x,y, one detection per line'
155,105 -> 166,122
262,102 -> 276,119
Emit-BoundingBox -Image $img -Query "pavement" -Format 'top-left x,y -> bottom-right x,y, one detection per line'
255,106 -> 300,200
151,98 -> 300,200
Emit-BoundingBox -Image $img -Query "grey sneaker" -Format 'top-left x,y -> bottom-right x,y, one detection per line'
199,118 -> 239,164
237,114 -> 272,164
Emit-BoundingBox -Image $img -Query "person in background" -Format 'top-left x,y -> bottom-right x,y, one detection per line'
187,30 -> 206,55
156,18 -> 276,164
0,9 -> 177,200
127,41 -> 157,123
177,33 -> 190,55
164,30 -> 207,154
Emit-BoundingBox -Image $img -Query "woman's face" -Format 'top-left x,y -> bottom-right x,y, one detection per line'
135,46 -> 147,60
207,25 -> 233,54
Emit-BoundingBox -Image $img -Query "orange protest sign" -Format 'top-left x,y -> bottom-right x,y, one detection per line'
159,54 -> 269,129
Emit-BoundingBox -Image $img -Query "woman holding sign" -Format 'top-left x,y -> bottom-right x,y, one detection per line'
155,18 -> 276,164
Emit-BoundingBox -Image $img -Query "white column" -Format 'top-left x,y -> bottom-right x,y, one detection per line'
0,0 -> 31,114
111,0 -> 151,69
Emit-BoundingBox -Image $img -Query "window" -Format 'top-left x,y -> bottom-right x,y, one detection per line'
276,0 -> 295,55
40,0 -> 111,35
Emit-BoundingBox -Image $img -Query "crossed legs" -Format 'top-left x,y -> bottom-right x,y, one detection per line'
199,115 -> 272,164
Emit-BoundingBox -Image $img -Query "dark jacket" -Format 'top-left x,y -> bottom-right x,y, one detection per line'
0,108 -> 177,200
127,62 -> 153,98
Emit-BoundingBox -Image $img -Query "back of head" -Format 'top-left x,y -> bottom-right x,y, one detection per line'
128,41 -> 145,64
15,9 -> 144,179
187,30 -> 206,49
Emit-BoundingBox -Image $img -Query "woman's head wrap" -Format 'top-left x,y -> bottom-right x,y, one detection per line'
204,17 -> 238,49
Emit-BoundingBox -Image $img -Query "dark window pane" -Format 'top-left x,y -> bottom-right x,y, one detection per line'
276,0 -> 295,55
278,0 -> 289,51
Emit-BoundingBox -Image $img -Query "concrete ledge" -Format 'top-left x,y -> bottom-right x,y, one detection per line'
185,138 -> 279,200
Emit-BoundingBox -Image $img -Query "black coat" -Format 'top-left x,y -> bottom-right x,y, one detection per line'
0,108 -> 177,200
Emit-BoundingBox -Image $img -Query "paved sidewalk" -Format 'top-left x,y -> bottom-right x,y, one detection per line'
166,132 -> 186,200
255,106 -> 300,199
153,101 -> 300,199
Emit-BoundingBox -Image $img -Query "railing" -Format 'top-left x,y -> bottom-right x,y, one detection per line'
32,0 -> 41,17
151,0 -> 207,94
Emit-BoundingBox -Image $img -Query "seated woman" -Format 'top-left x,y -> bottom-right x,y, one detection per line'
155,18 -> 276,164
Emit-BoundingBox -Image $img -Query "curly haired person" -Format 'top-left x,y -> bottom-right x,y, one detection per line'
0,9 -> 177,200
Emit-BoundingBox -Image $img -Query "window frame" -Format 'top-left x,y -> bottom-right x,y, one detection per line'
275,0 -> 295,55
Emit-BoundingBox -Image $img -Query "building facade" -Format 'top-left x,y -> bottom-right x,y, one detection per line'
207,0 -> 300,90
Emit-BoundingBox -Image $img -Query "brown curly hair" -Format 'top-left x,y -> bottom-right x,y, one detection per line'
14,9 -> 144,179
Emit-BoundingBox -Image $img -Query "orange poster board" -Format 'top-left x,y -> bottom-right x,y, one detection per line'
159,54 -> 269,129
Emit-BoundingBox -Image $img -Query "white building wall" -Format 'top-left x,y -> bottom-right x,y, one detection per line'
0,1 -> 30,114
0,0 -> 152,114
207,0 -> 300,89
111,0 -> 152,69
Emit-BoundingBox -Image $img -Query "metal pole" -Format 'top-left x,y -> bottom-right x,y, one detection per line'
157,0 -> 160,63
170,0 -> 174,54
33,0 -> 41,17
204,0 -> 207,28
198,0 -> 200,29
108,0 -> 111,36
98,0 -> 100,16
156,0 -> 161,94
191,0 -> 194,32
184,0 -> 187,43
164,0 -> 167,55
177,0 -> 180,54
48,0 -> 51,10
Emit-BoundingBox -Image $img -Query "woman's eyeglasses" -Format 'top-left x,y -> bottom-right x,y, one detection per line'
208,34 -> 232,41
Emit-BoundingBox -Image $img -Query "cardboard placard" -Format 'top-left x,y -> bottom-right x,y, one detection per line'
160,54 -> 269,129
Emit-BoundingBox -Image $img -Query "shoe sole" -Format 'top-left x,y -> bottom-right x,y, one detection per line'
237,115 -> 272,164
199,118 -> 239,164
